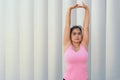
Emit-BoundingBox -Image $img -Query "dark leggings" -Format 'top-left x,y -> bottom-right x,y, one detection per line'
63,78 -> 65,80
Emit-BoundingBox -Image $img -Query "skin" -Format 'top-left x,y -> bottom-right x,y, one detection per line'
71,28 -> 82,48
63,2 -> 90,53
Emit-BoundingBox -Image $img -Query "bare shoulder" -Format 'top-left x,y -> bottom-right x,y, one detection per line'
81,42 -> 88,52
63,41 -> 71,53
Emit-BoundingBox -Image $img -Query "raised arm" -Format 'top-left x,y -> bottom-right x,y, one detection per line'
63,4 -> 78,46
80,3 -> 90,50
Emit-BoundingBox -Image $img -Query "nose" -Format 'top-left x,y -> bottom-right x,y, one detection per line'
75,34 -> 79,37
75,35 -> 79,39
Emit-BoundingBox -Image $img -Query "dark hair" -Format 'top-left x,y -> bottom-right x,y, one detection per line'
70,25 -> 83,43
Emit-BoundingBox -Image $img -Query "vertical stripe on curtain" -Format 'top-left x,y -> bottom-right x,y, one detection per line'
106,0 -> 120,80
19,0 -> 34,80
0,0 -> 5,80
5,0 -> 20,80
48,0 -> 62,80
91,0 -> 106,80
34,0 -> 48,80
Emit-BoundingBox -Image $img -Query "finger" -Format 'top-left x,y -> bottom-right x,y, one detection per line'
75,4 -> 79,7
71,4 -> 77,8
77,4 -> 83,7
74,4 -> 79,8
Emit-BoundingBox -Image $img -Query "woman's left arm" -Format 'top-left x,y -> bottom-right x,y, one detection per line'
81,3 -> 90,50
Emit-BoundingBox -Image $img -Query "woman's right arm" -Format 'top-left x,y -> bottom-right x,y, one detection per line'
63,4 -> 78,46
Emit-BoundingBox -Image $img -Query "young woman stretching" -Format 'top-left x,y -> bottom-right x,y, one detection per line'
63,2 -> 90,80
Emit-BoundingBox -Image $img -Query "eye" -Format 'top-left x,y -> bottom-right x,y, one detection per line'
73,32 -> 76,35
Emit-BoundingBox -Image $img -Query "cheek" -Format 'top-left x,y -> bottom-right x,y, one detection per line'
71,35 -> 75,40
79,35 -> 82,38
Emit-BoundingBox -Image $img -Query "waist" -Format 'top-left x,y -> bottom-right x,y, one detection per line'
63,69 -> 88,80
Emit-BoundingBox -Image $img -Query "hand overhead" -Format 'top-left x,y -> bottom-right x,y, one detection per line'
69,2 -> 89,10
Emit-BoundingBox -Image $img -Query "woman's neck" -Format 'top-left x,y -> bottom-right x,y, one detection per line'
72,42 -> 80,48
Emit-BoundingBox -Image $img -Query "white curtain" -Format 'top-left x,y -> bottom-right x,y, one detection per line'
0,0 -> 120,80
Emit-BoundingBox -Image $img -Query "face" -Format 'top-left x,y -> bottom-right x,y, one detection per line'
71,28 -> 82,43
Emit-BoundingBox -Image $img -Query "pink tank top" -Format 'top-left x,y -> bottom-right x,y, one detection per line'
63,43 -> 88,80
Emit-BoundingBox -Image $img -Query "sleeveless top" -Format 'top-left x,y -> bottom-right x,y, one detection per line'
63,43 -> 88,80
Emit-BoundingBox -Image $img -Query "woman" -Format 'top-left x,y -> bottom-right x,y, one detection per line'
63,2 -> 90,80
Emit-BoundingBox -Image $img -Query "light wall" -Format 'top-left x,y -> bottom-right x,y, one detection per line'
0,0 -> 120,80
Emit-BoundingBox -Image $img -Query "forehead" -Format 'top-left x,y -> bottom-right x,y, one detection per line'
72,28 -> 81,32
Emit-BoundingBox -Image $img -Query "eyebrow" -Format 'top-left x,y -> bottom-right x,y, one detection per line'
73,32 -> 81,33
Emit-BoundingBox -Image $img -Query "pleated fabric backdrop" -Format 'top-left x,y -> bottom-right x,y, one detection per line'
0,0 -> 120,80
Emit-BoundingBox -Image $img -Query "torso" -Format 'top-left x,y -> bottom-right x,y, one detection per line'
63,43 -> 88,80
